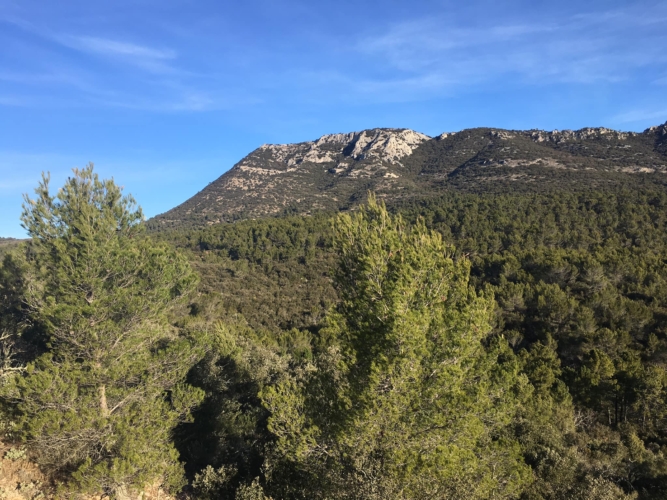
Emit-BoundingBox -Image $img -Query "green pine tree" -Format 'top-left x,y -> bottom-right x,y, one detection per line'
262,195 -> 532,499
1,165 -> 205,496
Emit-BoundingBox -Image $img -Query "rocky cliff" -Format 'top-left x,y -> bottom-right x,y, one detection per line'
150,122 -> 667,229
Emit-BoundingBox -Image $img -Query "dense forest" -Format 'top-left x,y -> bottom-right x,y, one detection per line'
4,167 -> 667,499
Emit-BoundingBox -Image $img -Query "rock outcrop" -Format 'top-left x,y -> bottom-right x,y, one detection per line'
246,128 -> 430,171
150,121 -> 667,230
524,127 -> 639,143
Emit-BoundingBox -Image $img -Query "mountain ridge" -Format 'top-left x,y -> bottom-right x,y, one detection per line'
149,121 -> 667,230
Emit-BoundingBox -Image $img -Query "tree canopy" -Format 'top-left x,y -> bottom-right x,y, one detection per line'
5,177 -> 667,498
261,196 -> 531,499
1,165 -> 205,496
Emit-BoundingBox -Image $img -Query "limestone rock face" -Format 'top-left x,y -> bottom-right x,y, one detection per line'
154,128 -> 430,225
247,128 -> 430,171
345,129 -> 430,163
150,121 -> 667,230
524,127 -> 638,143
648,121 -> 667,155
645,122 -> 667,136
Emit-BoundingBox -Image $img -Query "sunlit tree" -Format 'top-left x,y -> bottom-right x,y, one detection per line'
3,165 -> 204,496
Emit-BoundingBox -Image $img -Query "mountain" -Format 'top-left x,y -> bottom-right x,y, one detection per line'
149,122 -> 667,229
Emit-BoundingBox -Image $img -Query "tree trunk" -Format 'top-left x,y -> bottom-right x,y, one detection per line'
100,385 -> 109,418
113,484 -> 132,500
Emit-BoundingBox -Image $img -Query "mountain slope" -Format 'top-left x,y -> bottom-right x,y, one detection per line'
150,122 -> 667,229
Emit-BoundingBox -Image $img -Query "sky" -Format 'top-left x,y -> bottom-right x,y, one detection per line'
1,0 -> 666,237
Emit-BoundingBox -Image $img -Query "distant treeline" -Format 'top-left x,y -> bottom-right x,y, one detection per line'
0,238 -> 20,259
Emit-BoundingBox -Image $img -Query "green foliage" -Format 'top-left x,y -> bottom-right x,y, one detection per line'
9,163 -> 667,498
0,251 -> 30,380
176,318 -> 293,498
235,478 -> 272,500
261,196 -> 531,499
192,464 -> 239,499
153,213 -> 337,335
3,445 -> 26,461
0,165 -> 205,496
0,238 -> 20,261
164,187 -> 667,498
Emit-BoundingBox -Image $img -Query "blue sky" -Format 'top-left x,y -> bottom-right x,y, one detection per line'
1,0 -> 666,237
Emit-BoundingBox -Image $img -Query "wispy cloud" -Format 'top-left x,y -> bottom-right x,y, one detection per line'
0,15 -> 217,110
69,36 -> 176,60
360,20 -> 558,73
1,15 -> 177,67
57,35 -> 179,73
2,2 -> 667,113
84,92 -> 232,112
611,108 -> 667,125
342,4 -> 667,100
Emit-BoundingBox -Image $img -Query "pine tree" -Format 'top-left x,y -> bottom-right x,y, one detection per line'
262,196 -> 531,499
2,165 -> 205,496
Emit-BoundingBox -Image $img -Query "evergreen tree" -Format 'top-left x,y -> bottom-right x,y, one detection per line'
1,165 -> 205,496
262,196 -> 531,499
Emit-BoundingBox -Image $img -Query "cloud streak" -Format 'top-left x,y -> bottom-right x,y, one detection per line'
611,108 -> 667,125
2,2 -> 667,113
340,4 -> 667,100
0,15 -> 218,110
69,36 -> 176,60
56,35 -> 180,74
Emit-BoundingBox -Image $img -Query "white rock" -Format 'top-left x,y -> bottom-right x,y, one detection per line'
254,128 -> 430,169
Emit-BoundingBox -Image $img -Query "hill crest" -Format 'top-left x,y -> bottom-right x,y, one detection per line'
149,122 -> 667,230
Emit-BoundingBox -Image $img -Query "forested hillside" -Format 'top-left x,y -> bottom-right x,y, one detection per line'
5,168 -> 667,499
0,238 -> 20,260
150,187 -> 667,498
